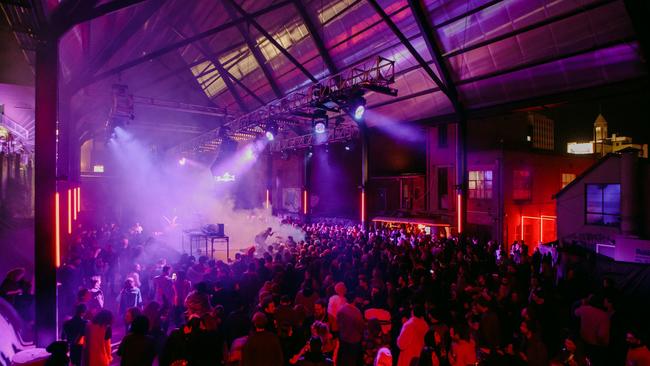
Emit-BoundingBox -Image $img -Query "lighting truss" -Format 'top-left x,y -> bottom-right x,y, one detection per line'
170,56 -> 396,156
270,125 -> 359,152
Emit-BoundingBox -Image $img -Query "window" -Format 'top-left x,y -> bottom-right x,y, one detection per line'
561,173 -> 576,188
586,184 -> 621,226
438,124 -> 448,147
468,170 -> 493,199
513,170 -> 532,200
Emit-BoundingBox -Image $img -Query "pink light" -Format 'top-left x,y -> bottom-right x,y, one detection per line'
303,190 -> 308,215
361,191 -> 365,224
73,188 -> 77,220
265,189 -> 270,209
55,193 -> 61,268
457,193 -> 462,233
67,189 -> 72,234
77,187 -> 81,212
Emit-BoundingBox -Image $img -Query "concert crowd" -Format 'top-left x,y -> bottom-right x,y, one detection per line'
3,217 -> 650,366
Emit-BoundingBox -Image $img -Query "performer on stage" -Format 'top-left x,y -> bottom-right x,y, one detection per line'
255,227 -> 274,253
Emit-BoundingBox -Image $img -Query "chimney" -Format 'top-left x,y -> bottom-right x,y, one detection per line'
620,148 -> 640,236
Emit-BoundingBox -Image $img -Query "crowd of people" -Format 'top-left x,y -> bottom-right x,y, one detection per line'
3,217 -> 650,366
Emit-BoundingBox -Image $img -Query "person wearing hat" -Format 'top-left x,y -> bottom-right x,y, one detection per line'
241,312 -> 284,366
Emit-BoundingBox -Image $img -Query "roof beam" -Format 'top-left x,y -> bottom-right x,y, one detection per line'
225,0 -> 318,84
70,0 -> 151,25
443,0 -> 616,59
366,0 -> 450,98
223,1 -> 283,98
68,0 -> 166,91
408,0 -> 462,111
81,0 -> 292,88
292,0 -> 338,75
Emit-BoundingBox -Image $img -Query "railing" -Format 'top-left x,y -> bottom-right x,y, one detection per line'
0,114 -> 30,142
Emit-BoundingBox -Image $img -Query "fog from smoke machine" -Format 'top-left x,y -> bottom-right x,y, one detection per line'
108,127 -> 304,253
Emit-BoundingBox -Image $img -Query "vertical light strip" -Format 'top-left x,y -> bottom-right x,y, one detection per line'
73,188 -> 77,220
55,193 -> 61,268
266,189 -> 270,209
361,191 -> 365,224
456,193 -> 462,233
67,189 -> 72,234
77,187 -> 81,212
520,215 -> 524,241
540,216 -> 544,243
303,190 -> 307,215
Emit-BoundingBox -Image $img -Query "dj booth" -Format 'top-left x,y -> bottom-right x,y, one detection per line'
182,224 -> 230,261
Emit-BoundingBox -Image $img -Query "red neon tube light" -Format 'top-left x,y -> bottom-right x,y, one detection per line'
266,189 -> 270,209
55,193 -> 61,268
77,187 -> 81,212
67,189 -> 72,234
303,190 -> 308,215
457,193 -> 462,233
520,215 -> 557,243
73,188 -> 77,220
361,191 -> 365,224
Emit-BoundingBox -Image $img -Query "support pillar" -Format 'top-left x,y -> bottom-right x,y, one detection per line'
303,150 -> 311,222
455,114 -> 468,235
34,39 -> 59,347
620,149 -> 639,236
360,124 -> 369,230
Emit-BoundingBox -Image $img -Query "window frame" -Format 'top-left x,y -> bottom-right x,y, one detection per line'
584,183 -> 621,226
468,170 -> 493,200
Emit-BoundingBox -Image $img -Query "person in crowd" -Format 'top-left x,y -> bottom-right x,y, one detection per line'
61,303 -> 88,366
519,319 -> 548,366
172,270 -> 191,325
124,306 -> 143,330
290,336 -> 333,366
336,291 -> 364,366
44,341 -> 69,366
574,294 -> 610,364
117,315 -> 156,366
241,312 -> 284,366
0,268 -> 27,305
363,318 -> 391,366
327,282 -> 347,333
87,276 -> 104,315
397,304 -> 430,366
81,309 -> 113,366
449,325 -> 476,366
119,277 -> 143,316
626,328 -> 650,366
153,265 -> 174,310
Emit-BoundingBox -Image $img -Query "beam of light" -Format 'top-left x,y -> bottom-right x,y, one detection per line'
303,190 -> 308,215
457,193 -> 462,234
244,147 -> 255,161
361,190 -> 365,224
67,189 -> 72,234
73,187 -> 77,220
179,157 -> 187,166
77,187 -> 81,212
55,193 -> 61,268
265,131 -> 275,141
266,189 -> 270,209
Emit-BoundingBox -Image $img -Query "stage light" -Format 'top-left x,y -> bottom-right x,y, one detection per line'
345,145 -> 351,151
178,157 -> 187,166
265,122 -> 278,141
55,193 -> 60,268
354,105 -> 365,121
315,121 -> 326,134
245,147 -> 255,160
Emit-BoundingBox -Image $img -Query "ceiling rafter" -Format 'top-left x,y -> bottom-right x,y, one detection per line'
292,0 -> 338,75
175,26 -> 255,112
366,0 -> 450,98
223,0 -> 284,99
68,0 -> 167,91
408,0 -> 462,112
225,0 -> 318,84
82,0 -> 293,88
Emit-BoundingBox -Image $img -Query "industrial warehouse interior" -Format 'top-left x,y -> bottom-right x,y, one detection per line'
1,0 -> 650,365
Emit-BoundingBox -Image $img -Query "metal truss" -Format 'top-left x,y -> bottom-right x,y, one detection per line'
170,56 -> 396,156
270,125 -> 359,152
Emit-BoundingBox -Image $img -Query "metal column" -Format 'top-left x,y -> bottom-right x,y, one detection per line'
34,39 -> 59,347
360,123 -> 369,230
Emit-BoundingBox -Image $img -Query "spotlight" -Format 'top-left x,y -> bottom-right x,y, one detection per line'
345,145 -> 351,151
265,121 -> 278,141
178,157 -> 187,166
353,104 -> 365,121
314,121 -> 326,134
244,147 -> 255,160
